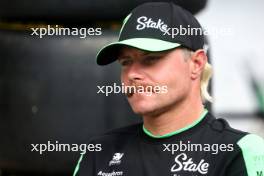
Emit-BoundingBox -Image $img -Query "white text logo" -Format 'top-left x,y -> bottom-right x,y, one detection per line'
171,153 -> 209,175
136,16 -> 168,33
97,171 -> 123,176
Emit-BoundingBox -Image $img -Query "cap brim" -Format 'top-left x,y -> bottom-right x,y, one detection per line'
96,38 -> 181,65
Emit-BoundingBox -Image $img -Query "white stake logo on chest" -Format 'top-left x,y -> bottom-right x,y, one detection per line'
171,153 -> 209,175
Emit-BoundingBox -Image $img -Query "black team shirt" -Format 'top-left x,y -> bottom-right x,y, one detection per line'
74,110 -> 264,176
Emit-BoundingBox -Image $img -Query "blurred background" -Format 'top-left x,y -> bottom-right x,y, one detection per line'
0,0 -> 263,175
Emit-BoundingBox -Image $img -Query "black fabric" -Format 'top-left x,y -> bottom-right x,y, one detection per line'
76,112 -> 249,176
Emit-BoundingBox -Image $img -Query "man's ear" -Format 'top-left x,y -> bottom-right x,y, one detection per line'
190,49 -> 208,80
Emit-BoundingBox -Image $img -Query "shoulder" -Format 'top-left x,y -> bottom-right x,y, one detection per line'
237,133 -> 264,149
204,112 -> 248,143
225,134 -> 264,176
206,113 -> 264,175
236,134 -> 264,175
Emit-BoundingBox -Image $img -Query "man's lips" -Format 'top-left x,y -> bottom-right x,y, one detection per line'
124,82 -> 155,97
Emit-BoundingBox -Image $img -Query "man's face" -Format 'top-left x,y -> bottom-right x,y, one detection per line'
118,46 -> 192,117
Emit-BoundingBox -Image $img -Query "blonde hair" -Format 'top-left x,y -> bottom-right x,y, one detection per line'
201,62 -> 213,103
182,48 -> 213,103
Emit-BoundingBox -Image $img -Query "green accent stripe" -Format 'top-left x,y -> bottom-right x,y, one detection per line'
143,109 -> 208,138
73,154 -> 84,176
237,134 -> 264,176
118,13 -> 132,39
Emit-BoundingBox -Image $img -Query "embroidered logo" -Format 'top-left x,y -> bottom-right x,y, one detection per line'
136,16 -> 168,33
109,153 -> 124,166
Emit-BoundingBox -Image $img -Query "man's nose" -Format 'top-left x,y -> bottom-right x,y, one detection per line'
127,62 -> 144,81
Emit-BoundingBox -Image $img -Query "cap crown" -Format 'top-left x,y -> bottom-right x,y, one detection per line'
119,2 -> 204,51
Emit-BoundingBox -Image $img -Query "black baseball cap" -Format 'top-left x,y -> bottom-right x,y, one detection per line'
96,2 -> 205,65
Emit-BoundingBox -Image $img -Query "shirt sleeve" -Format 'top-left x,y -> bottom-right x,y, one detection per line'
232,134 -> 264,176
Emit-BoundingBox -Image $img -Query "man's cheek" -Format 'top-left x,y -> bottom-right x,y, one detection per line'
120,70 -> 128,81
120,75 -> 128,86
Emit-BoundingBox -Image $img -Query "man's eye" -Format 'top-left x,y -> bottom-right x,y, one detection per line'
120,59 -> 132,66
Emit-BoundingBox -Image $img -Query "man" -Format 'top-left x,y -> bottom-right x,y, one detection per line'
74,2 -> 264,176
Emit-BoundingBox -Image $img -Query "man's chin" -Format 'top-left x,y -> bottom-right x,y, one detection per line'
130,104 -> 160,116
127,93 -> 161,116
130,101 -> 174,117
129,102 -> 151,114
132,109 -> 152,116
132,108 -> 165,117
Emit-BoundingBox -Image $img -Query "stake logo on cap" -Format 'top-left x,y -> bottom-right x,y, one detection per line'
136,16 -> 169,33
96,2 -> 205,65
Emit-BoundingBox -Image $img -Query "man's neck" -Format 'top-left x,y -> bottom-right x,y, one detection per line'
143,98 -> 205,137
